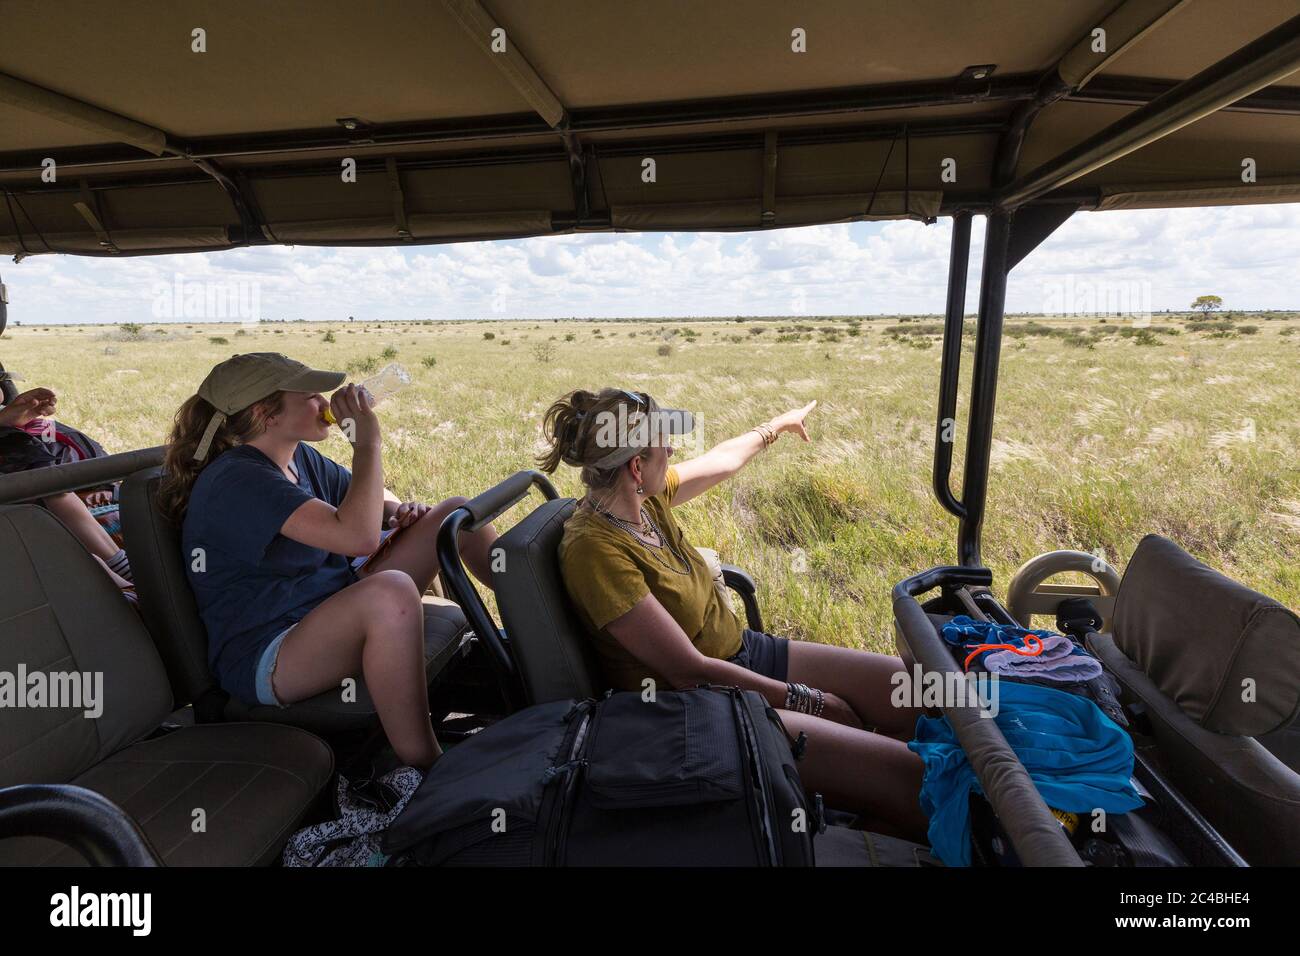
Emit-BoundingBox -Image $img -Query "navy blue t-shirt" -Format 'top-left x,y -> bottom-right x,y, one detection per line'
182,442 -> 358,704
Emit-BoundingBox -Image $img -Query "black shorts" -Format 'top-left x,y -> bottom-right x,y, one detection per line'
727,628 -> 790,682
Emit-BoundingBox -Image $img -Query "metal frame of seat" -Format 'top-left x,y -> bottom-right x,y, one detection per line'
435,469 -> 766,710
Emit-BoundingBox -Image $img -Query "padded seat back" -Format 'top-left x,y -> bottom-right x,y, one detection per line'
0,504 -> 172,788
119,466 -> 216,706
1091,534 -> 1300,865
492,497 -> 606,704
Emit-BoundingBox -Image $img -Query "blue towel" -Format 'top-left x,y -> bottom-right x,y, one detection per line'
908,680 -> 1143,866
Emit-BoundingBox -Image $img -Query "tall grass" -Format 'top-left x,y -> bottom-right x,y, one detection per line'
5,315 -> 1297,651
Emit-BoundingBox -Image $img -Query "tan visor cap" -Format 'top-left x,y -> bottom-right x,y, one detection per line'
192,352 -> 345,461
198,352 -> 345,414
587,393 -> 696,470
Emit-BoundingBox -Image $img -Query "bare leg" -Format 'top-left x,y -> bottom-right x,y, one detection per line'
777,709 -> 929,842
271,570 -> 440,771
91,553 -> 132,588
360,496 -> 500,592
788,641 -> 924,740
44,492 -> 120,561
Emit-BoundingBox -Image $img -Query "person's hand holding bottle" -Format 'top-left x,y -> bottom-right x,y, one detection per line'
327,383 -> 381,450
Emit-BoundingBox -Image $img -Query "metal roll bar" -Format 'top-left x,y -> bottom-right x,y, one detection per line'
435,469 -> 559,703
0,446 -> 166,504
893,567 -> 1083,866
0,784 -> 162,866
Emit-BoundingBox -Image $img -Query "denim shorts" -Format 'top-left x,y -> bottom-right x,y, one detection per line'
727,628 -> 790,682
253,624 -> 296,708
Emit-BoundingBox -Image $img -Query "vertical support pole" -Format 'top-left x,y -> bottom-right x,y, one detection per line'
957,211 -> 1012,566
932,211 -> 971,519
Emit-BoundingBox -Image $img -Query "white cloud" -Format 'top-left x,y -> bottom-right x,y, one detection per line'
4,204 -> 1297,325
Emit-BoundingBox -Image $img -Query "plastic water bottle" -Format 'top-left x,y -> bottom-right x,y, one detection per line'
322,362 -> 411,424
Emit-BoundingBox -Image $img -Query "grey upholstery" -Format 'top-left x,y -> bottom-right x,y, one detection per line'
121,466 -> 470,732
1112,534 -> 1300,736
1094,535 -> 1300,866
1,724 -> 333,866
0,504 -> 332,865
493,498 -> 607,704
1089,632 -> 1300,866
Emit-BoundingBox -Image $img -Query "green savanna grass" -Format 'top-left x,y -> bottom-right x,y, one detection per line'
4,313 -> 1297,653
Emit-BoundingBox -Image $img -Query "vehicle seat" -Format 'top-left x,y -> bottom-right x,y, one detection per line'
490,496 -> 765,705
492,498 -> 606,703
0,504 -> 332,865
1086,534 -> 1300,866
120,466 -> 470,733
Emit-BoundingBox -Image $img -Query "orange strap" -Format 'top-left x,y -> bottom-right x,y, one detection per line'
963,633 -> 1045,671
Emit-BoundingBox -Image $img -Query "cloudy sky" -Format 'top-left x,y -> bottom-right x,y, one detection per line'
5,202 -> 1298,326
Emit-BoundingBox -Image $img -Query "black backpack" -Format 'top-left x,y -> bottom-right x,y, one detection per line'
383,686 -> 820,866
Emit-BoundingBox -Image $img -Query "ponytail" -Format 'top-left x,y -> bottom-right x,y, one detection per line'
535,387 -> 653,492
157,391 -> 285,526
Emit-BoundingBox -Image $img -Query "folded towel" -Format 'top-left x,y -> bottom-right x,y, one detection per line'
983,634 -> 1103,683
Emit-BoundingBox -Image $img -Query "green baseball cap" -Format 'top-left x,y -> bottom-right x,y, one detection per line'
192,352 -> 345,461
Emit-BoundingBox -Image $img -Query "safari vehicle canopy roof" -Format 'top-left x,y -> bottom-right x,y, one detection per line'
2,0 -> 1300,257
2,1 -> 1298,871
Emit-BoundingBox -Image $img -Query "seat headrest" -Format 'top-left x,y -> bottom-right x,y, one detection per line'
1112,534 -> 1300,737
493,497 -> 606,704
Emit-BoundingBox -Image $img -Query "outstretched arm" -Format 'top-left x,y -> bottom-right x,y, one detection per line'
671,400 -> 817,505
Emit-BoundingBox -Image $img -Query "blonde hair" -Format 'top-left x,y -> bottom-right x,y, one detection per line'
157,391 -> 286,526
536,387 -> 656,493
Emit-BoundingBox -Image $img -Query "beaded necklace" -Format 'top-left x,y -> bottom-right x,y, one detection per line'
590,501 -> 693,576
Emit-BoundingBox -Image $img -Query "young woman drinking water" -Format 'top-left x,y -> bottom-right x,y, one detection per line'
159,352 -> 498,771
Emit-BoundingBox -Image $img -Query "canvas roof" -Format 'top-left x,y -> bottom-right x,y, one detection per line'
2,0 -> 1299,257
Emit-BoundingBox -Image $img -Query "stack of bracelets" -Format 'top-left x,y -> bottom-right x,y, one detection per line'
751,421 -> 777,447
785,681 -> 825,717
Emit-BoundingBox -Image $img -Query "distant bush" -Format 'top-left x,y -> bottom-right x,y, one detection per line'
483,331 -> 495,340
565,333 -> 575,341
120,322 -> 143,337
657,344 -> 673,356
531,341 -> 556,364
382,345 -> 398,359
500,339 -> 510,345
1237,325 -> 1259,335
1280,327 -> 1297,336
1131,329 -> 1162,347
348,356 -> 378,373
323,330 -> 336,343
235,329 -> 247,336
421,355 -> 437,368
209,336 -> 228,345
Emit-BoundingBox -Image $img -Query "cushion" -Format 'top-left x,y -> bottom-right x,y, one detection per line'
1112,535 -> 1300,737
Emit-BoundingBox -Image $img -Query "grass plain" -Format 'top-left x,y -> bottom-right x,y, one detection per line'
3,312 -> 1297,652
